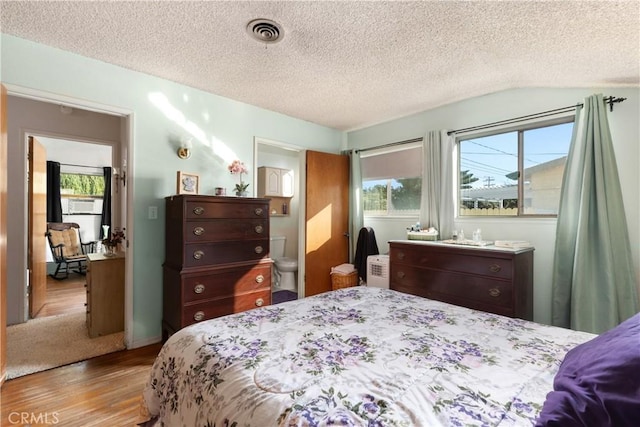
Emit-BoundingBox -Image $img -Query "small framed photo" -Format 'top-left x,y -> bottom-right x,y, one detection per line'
176,171 -> 199,195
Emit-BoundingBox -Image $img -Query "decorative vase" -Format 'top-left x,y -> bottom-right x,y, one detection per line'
236,191 -> 248,197
104,244 -> 117,256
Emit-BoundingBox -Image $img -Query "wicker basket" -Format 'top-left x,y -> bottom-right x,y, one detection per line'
331,270 -> 358,290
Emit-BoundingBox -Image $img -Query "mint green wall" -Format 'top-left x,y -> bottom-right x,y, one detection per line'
1,35 -> 342,346
348,87 -> 640,325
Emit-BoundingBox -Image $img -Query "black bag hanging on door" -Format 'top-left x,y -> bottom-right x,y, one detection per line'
354,227 -> 379,284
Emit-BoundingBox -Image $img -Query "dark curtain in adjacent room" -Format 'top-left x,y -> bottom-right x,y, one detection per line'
100,167 -> 112,239
46,161 -> 63,222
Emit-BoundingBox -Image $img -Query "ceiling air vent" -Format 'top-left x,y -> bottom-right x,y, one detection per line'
246,19 -> 284,44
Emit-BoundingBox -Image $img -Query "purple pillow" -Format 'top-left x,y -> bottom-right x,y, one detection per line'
536,313 -> 640,427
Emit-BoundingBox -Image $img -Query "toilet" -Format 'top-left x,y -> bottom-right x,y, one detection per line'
270,236 -> 298,291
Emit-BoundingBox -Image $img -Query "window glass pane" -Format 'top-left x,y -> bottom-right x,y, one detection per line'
60,173 -> 105,196
363,179 -> 388,215
522,122 -> 572,215
391,178 -> 421,212
361,144 -> 422,216
459,132 -> 518,216
363,177 -> 421,216
60,173 -> 105,215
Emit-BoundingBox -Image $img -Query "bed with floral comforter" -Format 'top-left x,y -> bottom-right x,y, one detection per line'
142,287 -> 594,426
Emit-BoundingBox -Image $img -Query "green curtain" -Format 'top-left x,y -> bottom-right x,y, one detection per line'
551,94 -> 638,334
348,150 -> 364,263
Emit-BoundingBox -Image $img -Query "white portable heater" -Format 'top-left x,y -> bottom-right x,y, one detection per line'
366,255 -> 390,288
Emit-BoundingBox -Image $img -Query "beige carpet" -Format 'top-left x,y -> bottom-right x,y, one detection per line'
6,311 -> 125,380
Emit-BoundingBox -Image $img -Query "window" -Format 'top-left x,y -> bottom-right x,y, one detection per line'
458,118 -> 573,216
60,172 -> 105,215
361,144 -> 422,216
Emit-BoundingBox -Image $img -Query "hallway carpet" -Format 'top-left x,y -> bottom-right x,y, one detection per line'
6,311 -> 125,379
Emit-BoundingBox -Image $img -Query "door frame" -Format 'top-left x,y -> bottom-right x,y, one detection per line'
24,133 -> 120,317
3,83 -> 135,348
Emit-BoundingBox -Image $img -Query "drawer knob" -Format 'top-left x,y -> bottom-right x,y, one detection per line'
397,271 -> 406,279
193,206 -> 205,215
193,311 -> 205,321
255,245 -> 263,254
254,225 -> 264,234
194,283 -> 205,294
255,298 -> 264,307
255,274 -> 264,283
397,252 -> 405,260
193,226 -> 205,236
488,288 -> 501,297
193,250 -> 204,260
489,264 -> 502,273
254,208 -> 263,216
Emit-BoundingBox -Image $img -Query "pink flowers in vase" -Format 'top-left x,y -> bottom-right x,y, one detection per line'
228,160 -> 249,195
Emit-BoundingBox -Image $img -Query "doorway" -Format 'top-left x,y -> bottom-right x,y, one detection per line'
2,93 -> 131,379
29,136 -> 116,320
254,137 -> 305,299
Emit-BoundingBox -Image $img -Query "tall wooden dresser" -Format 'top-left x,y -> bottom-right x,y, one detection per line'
162,195 -> 272,339
389,240 -> 534,320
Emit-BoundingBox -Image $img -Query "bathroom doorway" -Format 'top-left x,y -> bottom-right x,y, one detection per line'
254,137 -> 304,301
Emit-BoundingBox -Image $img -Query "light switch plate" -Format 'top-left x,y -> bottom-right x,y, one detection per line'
148,206 -> 158,219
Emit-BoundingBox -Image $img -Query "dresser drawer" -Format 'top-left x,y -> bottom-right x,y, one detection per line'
185,200 -> 268,220
182,264 -> 271,303
392,246 -> 513,280
181,289 -> 271,327
185,219 -> 268,242
184,240 -> 269,267
391,265 -> 513,309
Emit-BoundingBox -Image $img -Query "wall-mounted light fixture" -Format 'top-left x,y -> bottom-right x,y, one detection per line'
177,137 -> 192,159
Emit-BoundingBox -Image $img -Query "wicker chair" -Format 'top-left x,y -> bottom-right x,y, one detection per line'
46,222 -> 97,280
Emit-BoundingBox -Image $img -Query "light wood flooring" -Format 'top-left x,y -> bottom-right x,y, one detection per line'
1,272 -> 161,426
35,272 -> 87,318
1,342 -> 162,426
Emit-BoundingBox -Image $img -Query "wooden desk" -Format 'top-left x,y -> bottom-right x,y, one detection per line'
86,252 -> 125,338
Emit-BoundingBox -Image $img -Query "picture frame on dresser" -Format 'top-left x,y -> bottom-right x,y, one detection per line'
176,171 -> 199,195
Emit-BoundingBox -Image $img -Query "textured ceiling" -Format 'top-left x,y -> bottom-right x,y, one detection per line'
1,1 -> 639,131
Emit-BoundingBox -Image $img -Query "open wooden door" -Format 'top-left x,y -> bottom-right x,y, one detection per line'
304,150 -> 350,296
1,84 -> 8,386
28,136 -> 47,318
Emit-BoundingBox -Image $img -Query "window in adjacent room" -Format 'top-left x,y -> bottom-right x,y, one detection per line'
361,143 -> 422,216
458,117 -> 573,217
60,171 -> 105,215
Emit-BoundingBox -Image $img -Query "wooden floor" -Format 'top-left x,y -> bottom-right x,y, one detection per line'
1,342 -> 162,426
1,272 -> 160,426
35,272 -> 87,318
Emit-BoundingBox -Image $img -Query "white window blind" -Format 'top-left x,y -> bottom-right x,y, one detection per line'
360,144 -> 422,180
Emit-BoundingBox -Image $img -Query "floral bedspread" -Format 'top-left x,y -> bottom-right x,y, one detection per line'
142,287 -> 594,426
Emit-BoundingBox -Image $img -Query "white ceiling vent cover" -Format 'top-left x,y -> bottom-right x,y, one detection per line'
246,19 -> 284,44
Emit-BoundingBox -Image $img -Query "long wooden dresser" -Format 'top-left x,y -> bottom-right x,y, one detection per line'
389,240 -> 534,320
162,195 -> 272,339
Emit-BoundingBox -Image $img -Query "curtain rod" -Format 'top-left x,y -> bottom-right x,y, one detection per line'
447,96 -> 627,136
58,162 -> 106,169
354,137 -> 423,154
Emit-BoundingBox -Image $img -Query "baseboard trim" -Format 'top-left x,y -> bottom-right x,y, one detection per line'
128,335 -> 163,350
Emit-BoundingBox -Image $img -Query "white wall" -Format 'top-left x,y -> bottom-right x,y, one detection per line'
348,87 -> 640,326
2,34 -> 343,345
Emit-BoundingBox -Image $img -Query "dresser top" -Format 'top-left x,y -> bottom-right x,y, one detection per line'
389,239 -> 534,254
166,194 -> 270,203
